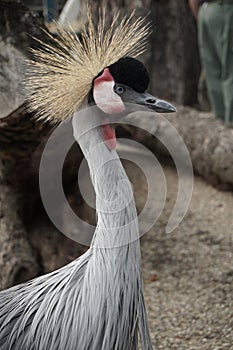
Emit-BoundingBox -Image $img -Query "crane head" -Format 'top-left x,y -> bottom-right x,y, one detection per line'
91,57 -> 176,149
92,57 -> 176,115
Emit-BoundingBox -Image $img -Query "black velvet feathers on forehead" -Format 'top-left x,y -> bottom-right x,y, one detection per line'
108,57 -> 149,93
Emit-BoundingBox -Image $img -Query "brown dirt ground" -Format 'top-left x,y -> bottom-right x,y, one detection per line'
123,155 -> 233,350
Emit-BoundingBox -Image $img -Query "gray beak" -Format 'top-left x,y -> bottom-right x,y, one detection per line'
135,92 -> 176,113
114,84 -> 176,113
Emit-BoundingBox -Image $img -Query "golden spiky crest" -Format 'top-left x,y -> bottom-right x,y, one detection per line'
26,7 -> 150,123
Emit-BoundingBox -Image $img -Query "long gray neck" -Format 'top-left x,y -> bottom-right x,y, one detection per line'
72,108 -> 139,249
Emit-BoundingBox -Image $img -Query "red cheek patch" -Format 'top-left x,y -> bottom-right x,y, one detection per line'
94,68 -> 114,85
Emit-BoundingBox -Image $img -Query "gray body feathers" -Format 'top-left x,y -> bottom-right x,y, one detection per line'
0,110 -> 152,349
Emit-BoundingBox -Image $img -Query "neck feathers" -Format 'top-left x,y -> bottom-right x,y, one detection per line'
72,107 -> 139,248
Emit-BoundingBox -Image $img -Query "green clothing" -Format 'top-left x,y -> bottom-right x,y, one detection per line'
198,1 -> 233,123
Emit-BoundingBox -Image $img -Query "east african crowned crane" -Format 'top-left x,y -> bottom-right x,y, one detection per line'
0,7 -> 175,350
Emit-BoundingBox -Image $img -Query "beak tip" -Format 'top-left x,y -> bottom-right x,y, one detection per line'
154,99 -> 177,113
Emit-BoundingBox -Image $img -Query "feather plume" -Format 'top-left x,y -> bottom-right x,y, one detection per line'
26,7 -> 150,123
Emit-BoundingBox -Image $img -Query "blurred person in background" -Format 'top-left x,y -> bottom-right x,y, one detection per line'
189,0 -> 233,123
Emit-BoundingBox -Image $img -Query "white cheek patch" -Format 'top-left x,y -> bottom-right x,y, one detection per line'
93,80 -> 125,114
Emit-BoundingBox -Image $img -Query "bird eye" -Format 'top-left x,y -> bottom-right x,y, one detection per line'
114,85 -> 125,95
